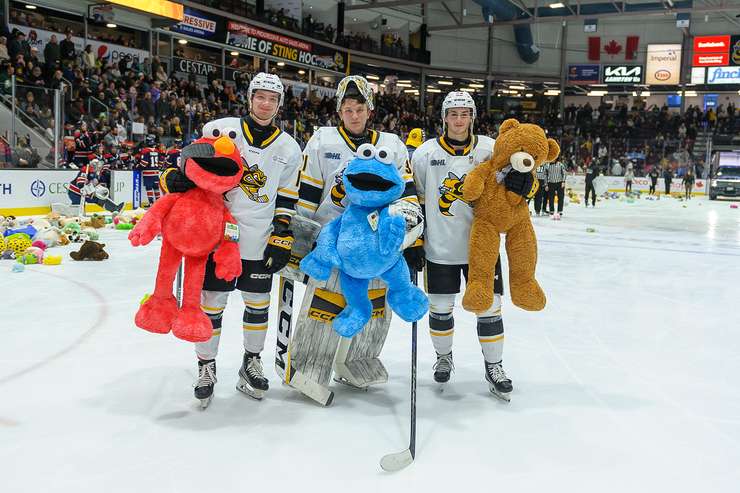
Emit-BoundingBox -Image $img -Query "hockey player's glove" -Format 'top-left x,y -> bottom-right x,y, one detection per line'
263,217 -> 294,274
504,170 -> 539,199
403,238 -> 425,273
160,167 -> 196,194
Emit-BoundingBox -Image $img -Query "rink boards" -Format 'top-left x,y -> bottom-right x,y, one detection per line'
565,174 -> 706,195
0,169 -> 136,216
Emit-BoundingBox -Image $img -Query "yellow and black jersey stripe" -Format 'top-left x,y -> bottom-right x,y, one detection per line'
437,135 -> 478,157
337,126 -> 379,151
241,119 -> 282,149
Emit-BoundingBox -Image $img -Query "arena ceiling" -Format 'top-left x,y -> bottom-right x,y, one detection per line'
303,0 -> 740,30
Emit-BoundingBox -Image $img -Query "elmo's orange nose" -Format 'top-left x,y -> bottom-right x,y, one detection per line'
214,136 -> 235,155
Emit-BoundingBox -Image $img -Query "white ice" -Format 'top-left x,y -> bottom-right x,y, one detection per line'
3,196 -> 740,493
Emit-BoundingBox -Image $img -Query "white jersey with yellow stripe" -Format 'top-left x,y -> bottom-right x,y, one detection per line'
202,117 -> 303,260
412,134 -> 495,265
296,126 -> 417,226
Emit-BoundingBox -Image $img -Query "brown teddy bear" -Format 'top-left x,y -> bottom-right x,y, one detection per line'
461,118 -> 559,313
70,241 -> 109,261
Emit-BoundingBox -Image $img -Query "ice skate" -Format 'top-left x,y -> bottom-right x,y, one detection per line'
433,352 -> 454,390
194,359 -> 217,409
485,360 -> 512,402
237,352 -> 269,400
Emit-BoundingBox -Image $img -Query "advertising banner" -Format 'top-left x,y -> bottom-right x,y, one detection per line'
567,64 -> 600,85
170,7 -> 224,41
226,21 -> 348,74
731,35 -> 740,66
690,66 -> 706,84
0,169 -> 135,215
645,44 -> 681,85
693,35 -> 731,54
706,66 -> 740,84
564,174 -> 704,195
602,65 -> 643,84
692,53 -> 729,67
9,24 -> 149,65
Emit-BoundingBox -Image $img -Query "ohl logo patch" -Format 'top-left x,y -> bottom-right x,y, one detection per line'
240,161 -> 269,203
438,171 -> 470,216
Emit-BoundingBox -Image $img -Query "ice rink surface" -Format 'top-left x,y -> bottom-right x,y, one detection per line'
3,196 -> 740,493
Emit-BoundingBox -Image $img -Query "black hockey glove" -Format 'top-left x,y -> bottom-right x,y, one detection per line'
403,239 -> 425,273
161,167 -> 196,194
504,170 -> 539,199
263,217 -> 294,274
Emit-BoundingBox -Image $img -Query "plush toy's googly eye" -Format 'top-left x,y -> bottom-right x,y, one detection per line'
376,146 -> 393,165
357,143 -> 376,160
223,127 -> 238,140
211,128 -> 221,137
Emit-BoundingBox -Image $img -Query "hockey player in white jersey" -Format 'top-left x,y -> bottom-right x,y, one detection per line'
409,91 -> 538,401
161,73 -> 302,407
288,75 -> 422,397
297,75 -> 419,224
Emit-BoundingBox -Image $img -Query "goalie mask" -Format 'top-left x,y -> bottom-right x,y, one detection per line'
336,75 -> 375,113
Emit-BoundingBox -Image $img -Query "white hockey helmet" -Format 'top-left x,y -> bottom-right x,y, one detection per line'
248,72 -> 285,108
441,90 -> 477,122
336,75 -> 375,112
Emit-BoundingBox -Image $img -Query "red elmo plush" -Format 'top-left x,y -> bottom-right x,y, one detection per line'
129,136 -> 244,342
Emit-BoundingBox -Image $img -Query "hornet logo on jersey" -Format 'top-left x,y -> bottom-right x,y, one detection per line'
330,167 -> 347,207
239,161 -> 269,203
438,171 -> 470,216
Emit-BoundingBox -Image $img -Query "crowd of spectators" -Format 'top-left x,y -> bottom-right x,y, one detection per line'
1,15 -> 738,179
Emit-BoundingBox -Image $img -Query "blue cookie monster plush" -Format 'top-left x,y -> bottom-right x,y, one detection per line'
300,143 -> 429,338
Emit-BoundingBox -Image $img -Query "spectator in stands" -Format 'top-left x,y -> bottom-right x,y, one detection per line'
81,44 -> 96,74
44,34 -> 61,71
60,31 -> 76,65
0,37 -> 8,61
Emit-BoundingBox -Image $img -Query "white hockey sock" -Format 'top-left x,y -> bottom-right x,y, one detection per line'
477,316 -> 504,364
242,291 -> 270,354
429,312 -> 454,355
477,294 -> 504,363
195,291 -> 230,360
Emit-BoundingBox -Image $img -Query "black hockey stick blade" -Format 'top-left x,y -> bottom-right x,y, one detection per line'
380,269 -> 419,472
380,448 -> 414,472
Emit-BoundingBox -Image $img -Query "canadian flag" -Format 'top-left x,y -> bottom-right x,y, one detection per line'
588,36 -> 639,61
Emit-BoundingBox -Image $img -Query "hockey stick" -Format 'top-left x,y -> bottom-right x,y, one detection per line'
380,269 -> 418,472
175,261 -> 183,307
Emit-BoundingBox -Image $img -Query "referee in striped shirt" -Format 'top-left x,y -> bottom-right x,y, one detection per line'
545,160 -> 567,215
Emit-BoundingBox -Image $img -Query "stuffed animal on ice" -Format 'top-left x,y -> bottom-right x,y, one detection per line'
129,136 -> 244,343
461,118 -> 559,313
300,143 -> 428,338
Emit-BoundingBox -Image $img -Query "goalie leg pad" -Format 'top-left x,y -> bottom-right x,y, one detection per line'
334,277 -> 391,388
